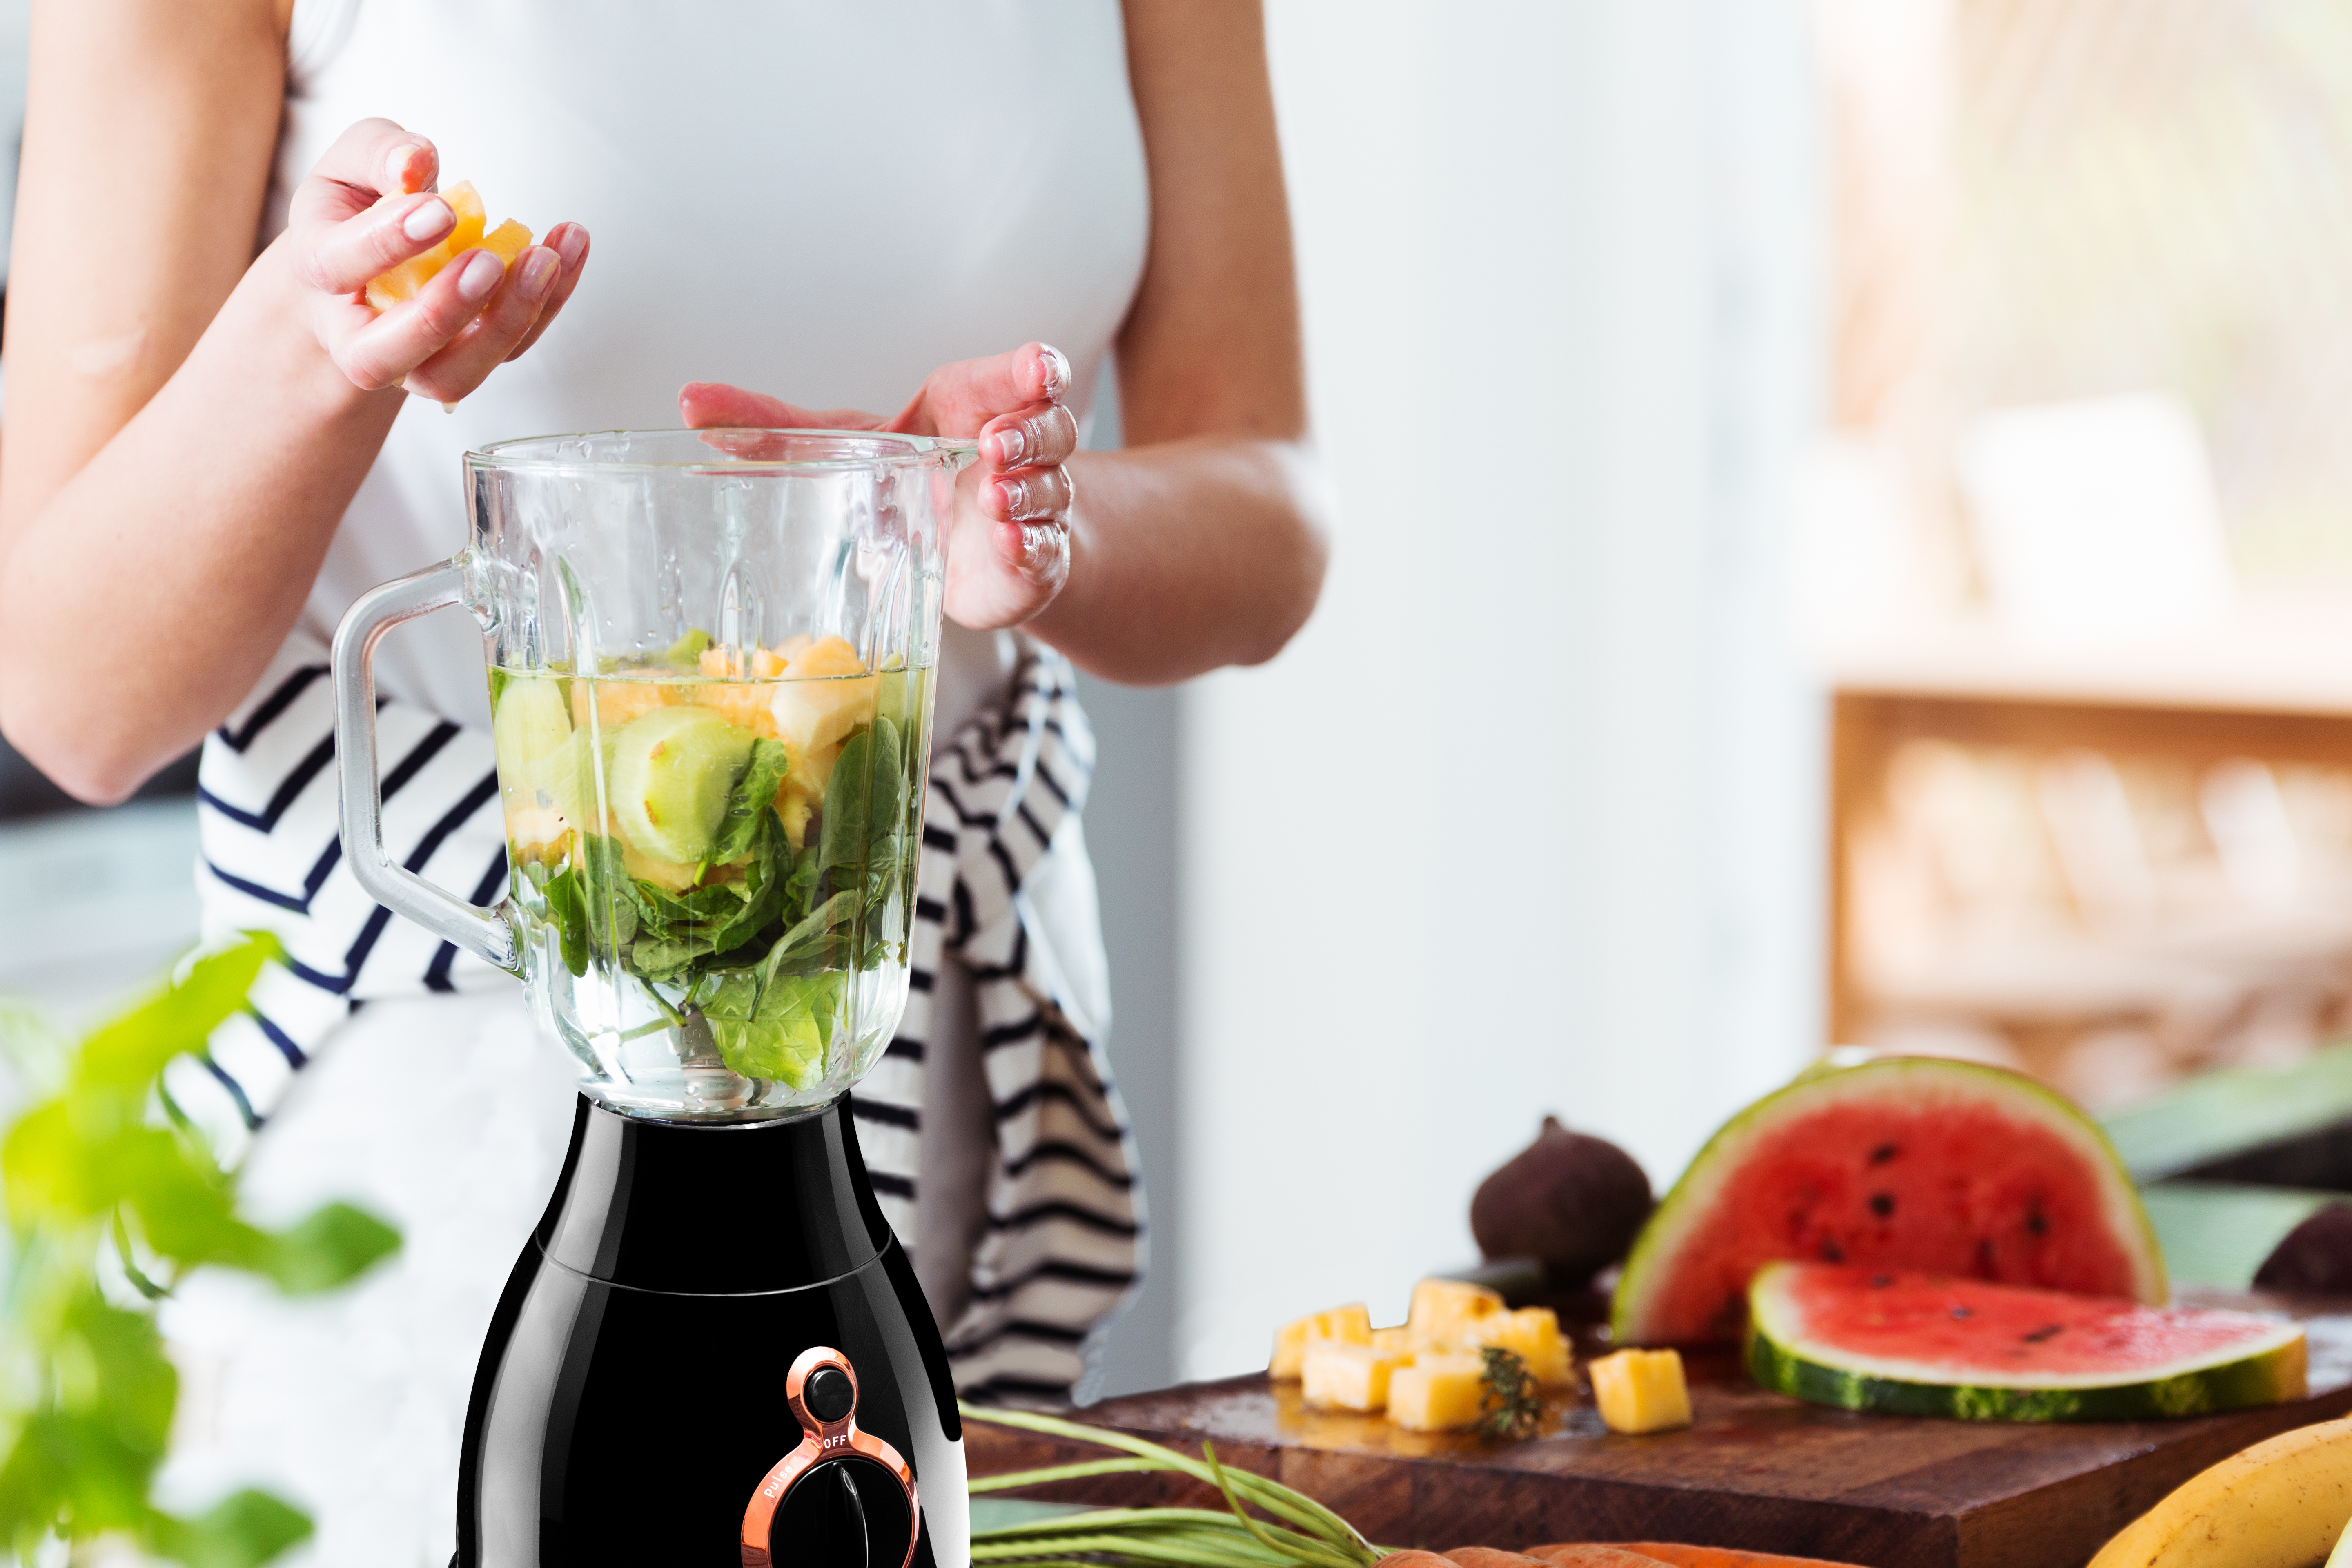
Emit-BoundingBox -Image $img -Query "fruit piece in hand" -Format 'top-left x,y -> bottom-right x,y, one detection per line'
366,181 -> 534,310
1471,1115 -> 1653,1287
1589,1348 -> 1692,1434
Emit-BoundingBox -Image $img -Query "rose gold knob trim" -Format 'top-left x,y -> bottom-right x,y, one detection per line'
741,1345 -> 920,1568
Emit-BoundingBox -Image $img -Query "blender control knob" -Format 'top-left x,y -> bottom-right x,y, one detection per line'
741,1346 -> 920,1568
804,1364 -> 857,1423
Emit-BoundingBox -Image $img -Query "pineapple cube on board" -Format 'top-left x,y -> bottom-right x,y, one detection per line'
1387,1352 -> 1487,1432
1589,1348 -> 1691,1434
1406,1278 -> 1506,1344
1269,1304 -> 1373,1380
1301,1341 -> 1410,1413
1467,1306 -> 1574,1388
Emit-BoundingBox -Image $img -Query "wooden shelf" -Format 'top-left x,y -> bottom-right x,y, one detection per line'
1814,602 -> 2352,716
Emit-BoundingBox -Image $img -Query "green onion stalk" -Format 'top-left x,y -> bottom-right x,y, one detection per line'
960,1403 -> 1387,1568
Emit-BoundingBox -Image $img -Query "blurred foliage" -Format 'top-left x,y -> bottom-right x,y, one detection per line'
0,935 -> 400,1566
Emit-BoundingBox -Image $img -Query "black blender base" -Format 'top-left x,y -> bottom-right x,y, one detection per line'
456,1096 -> 966,1568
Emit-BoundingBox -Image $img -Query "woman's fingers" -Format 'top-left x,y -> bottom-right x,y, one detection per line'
982,400 -> 1078,472
677,381 -> 885,431
330,247 -> 514,391
985,462 -> 1074,524
895,341 -> 1072,437
401,247 -> 563,402
296,190 -> 457,296
287,122 -> 458,300
288,121 -> 437,235
506,224 -> 591,360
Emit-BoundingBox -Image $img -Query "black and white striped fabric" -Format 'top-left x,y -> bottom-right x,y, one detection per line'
850,644 -> 1146,1404
191,631 -> 1143,1403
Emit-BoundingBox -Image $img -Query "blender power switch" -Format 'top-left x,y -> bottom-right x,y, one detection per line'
805,1364 -> 857,1423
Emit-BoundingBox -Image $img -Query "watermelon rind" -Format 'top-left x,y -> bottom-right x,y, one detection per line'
1612,1056 -> 2167,1345
1746,1263 -> 2308,1423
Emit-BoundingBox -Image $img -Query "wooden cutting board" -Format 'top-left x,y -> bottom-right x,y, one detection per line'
965,1288 -> 2352,1568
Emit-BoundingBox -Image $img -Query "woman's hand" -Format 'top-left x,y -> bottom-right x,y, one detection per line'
679,341 -> 1077,630
287,118 -> 590,402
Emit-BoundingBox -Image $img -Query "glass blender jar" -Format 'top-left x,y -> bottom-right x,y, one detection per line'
331,428 -> 974,1568
336,427 -> 964,1120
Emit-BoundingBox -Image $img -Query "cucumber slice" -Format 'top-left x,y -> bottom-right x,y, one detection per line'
606,705 -> 756,866
492,675 -> 572,775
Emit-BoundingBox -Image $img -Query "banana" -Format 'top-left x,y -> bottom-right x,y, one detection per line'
2090,1415 -> 2352,1568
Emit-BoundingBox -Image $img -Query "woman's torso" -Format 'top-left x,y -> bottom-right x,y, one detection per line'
269,0 -> 1150,729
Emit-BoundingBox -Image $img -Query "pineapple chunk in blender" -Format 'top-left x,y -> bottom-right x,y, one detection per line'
1386,1352 -> 1487,1432
1301,1340 -> 1410,1413
573,677 -> 676,733
770,635 -> 880,764
1268,1303 -> 1372,1380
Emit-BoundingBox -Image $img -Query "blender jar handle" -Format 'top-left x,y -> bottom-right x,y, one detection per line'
331,557 -> 522,976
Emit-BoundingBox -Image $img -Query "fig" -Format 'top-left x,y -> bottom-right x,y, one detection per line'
2254,1204 -> 2352,1296
1470,1116 -> 1652,1286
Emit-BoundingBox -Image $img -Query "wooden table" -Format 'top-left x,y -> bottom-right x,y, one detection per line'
968,1290 -> 2352,1568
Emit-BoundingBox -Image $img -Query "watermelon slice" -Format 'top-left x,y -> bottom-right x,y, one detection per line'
1613,1057 -> 2165,1345
1748,1262 -> 2308,1421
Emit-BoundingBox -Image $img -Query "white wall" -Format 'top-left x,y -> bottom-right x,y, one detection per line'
1172,0 -> 1827,1379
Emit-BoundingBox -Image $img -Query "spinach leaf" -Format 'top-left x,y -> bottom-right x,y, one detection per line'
759,890 -> 860,983
708,737 -> 791,867
817,717 -> 904,882
701,970 -> 844,1089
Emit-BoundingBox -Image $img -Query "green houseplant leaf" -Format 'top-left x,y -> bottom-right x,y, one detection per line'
0,934 -> 401,1565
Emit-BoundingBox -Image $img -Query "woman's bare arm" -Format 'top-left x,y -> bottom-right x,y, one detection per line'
0,0 -> 587,803
1034,0 -> 1327,682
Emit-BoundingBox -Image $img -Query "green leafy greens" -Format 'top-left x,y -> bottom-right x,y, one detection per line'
0,935 -> 401,1566
527,716 -> 913,1088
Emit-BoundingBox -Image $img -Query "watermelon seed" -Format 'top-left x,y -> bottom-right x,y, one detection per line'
2027,1208 -> 2049,1235
1950,1305 -> 1972,1320
1820,1241 -> 1846,1263
1869,1143 -> 1899,1165
1869,1193 -> 1895,1217
2021,1323 -> 2065,1343
1871,1274 -> 1893,1288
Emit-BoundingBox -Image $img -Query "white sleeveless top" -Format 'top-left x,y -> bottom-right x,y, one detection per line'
189,0 -> 1150,1400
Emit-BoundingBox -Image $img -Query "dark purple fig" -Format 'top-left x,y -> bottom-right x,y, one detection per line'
2255,1204 -> 2352,1296
1470,1115 -> 1653,1286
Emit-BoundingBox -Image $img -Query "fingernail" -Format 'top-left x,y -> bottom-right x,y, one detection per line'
519,248 -> 559,300
388,141 -> 428,188
403,197 -> 454,241
1039,345 -> 1071,400
557,226 -> 589,269
992,423 -> 1027,467
457,249 -> 504,302
1000,475 -> 1033,518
